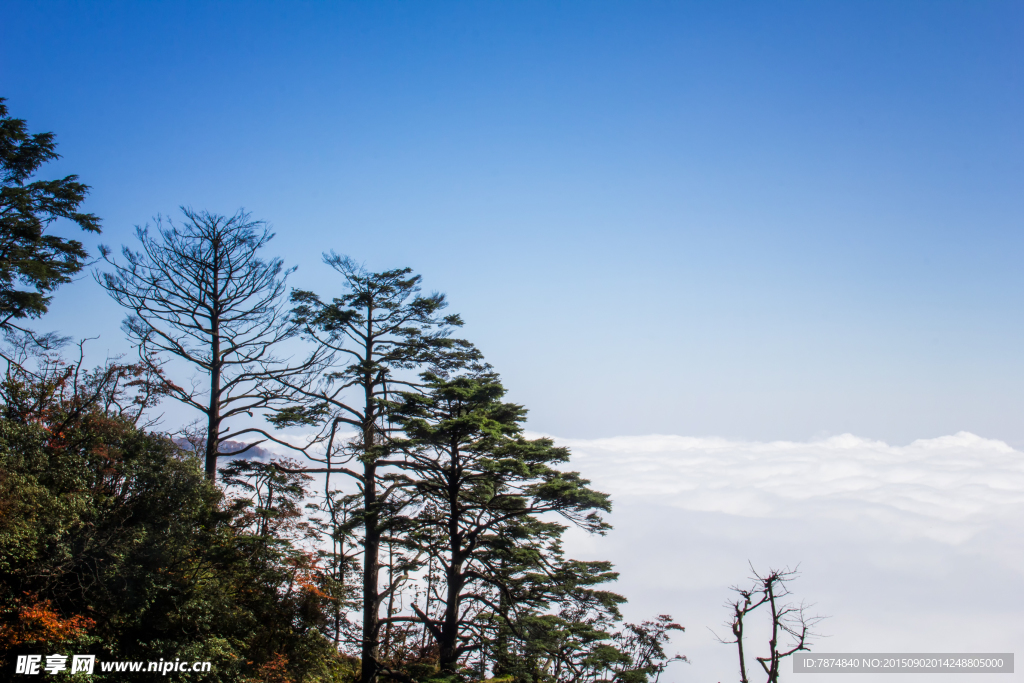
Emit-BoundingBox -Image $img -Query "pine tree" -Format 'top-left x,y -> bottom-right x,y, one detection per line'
389,371 -> 616,674
0,98 -> 100,330
277,254 -> 479,683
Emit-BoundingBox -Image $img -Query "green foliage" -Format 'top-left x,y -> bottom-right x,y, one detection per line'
0,352 -> 349,681
283,255 -> 483,683
387,371 -> 631,678
378,371 -> 686,683
493,611 -> 685,683
0,98 -> 100,328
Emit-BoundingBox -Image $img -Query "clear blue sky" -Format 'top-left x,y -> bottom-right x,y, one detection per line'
3,0 -> 1023,445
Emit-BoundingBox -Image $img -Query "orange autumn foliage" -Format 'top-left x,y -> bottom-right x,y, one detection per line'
0,594 -> 95,648
243,653 -> 295,683
287,551 -> 331,601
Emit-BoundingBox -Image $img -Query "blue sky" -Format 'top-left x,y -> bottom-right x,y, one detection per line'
4,2 -> 1024,679
3,0 -> 1023,445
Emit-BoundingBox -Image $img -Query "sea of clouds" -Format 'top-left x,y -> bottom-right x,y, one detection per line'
552,431 -> 1024,545
537,431 -> 1024,683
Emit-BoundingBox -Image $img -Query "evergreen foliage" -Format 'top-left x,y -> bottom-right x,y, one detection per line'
279,255 -> 482,683
388,371 -> 614,673
0,98 -> 100,329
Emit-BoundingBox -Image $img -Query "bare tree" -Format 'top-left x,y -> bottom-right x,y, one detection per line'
715,565 -> 824,683
98,208 -> 304,479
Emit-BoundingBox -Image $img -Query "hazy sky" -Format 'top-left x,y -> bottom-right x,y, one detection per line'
3,2 -> 1023,679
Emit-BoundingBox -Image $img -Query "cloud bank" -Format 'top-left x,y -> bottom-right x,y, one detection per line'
540,431 -> 1024,545
535,431 -> 1024,682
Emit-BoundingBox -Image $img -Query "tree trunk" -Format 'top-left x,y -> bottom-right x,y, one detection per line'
361,460 -> 380,683
205,340 -> 221,479
438,566 -> 462,671
205,384 -> 221,479
205,246 -> 222,480
439,457 -> 463,672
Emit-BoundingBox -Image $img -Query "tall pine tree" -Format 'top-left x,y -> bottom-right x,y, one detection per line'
389,371 -> 617,675
277,254 -> 479,683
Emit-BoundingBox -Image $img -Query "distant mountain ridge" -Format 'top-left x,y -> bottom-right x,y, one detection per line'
172,438 -> 277,461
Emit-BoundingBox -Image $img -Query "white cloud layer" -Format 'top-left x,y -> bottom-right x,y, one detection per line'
534,431 -> 1024,683
538,431 -> 1024,545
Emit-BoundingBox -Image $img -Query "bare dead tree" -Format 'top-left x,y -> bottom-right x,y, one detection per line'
715,565 -> 825,683
97,208 -> 312,479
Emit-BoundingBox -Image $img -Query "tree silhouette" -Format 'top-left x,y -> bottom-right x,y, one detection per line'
716,565 -> 825,683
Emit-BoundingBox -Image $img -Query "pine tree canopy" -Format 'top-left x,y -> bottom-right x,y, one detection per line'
0,98 -> 100,328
